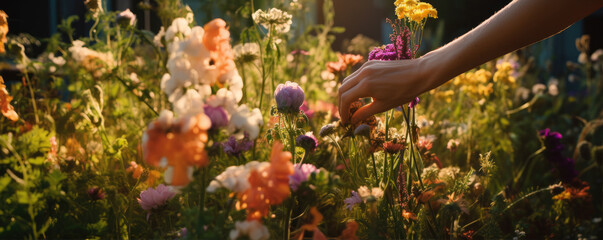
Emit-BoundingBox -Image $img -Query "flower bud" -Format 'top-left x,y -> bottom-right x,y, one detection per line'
319,123 -> 336,138
353,124 -> 371,138
296,133 -> 318,152
88,187 -> 106,200
117,9 -> 136,26
203,105 -> 228,129
274,81 -> 305,114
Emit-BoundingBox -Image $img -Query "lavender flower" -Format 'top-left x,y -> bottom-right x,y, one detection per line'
204,105 -> 228,129
353,124 -> 371,138
368,30 -> 413,61
296,132 -> 318,152
344,191 -> 362,210
409,97 -> 420,108
222,134 -> 254,157
274,81 -> 305,114
289,163 -> 319,191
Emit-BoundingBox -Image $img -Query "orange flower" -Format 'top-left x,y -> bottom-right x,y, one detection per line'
0,10 -> 7,54
203,18 -> 236,86
418,190 -> 435,203
339,221 -> 359,240
238,141 -> 293,220
126,161 -> 144,179
296,207 -> 327,240
143,111 -> 211,186
146,170 -> 162,186
326,53 -> 363,74
402,210 -> 417,220
0,76 -> 18,122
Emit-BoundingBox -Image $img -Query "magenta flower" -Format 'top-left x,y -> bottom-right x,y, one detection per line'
289,163 -> 319,191
87,187 -> 105,200
204,105 -> 229,129
138,184 -> 176,215
117,8 -> 136,26
290,50 -> 309,55
222,134 -> 254,157
296,132 -> 318,152
274,81 -> 305,114
344,191 -> 362,210
300,101 -> 315,119
408,97 -> 420,108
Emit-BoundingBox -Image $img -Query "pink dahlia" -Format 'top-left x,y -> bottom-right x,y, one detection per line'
138,184 -> 176,212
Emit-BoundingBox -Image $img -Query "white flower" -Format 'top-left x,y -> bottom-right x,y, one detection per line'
172,89 -> 205,117
421,164 -> 440,180
252,8 -> 293,34
229,220 -> 270,240
371,188 -> 384,199
153,26 -> 165,47
68,40 -> 115,68
438,166 -> 460,182
185,5 -> 195,23
228,105 -> 264,139
578,52 -> 589,64
206,88 -> 238,114
357,186 -> 371,198
48,53 -> 65,66
219,69 -> 244,103
233,42 -> 260,63
165,18 -> 191,42
548,83 -> 559,96
531,83 -> 546,95
207,161 -> 269,193
591,49 -> 603,62
356,186 -> 384,200
515,87 -> 530,101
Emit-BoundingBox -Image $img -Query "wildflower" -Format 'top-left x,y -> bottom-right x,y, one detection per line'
0,10 -> 7,54
142,110 -> 211,186
252,8 -> 293,34
116,8 -> 136,26
1,76 -> 19,122
418,190 -> 435,203
239,142 -> 293,220
326,53 -> 363,74
532,83 -> 546,95
339,221 -> 359,240
233,42 -> 260,64
493,62 -> 516,85
408,97 -> 420,108
138,184 -> 176,219
203,18 -> 237,87
228,104 -> 264,140
87,187 -> 105,200
383,141 -> 405,154
353,124 -> 371,138
447,139 -> 460,152
207,161 -> 269,193
127,161 -> 144,179
438,166 -> 460,182
204,105 -> 229,129
344,191 -> 362,210
297,207 -> 327,240
402,210 -> 417,220
84,0 -> 103,17
289,163 -> 319,191
274,81 -> 305,114
552,181 -> 590,201
222,134 -> 254,157
319,123 -> 336,137
296,132 -> 318,153
591,49 -> 603,62
146,170 -> 161,186
48,136 -> 58,159
229,220 -> 270,240
300,101 -> 314,119
165,18 -> 191,41
539,128 -> 578,182
357,186 -> 384,200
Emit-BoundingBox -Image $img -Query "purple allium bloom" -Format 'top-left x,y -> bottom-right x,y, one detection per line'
296,133 -> 318,152
274,81 -> 305,114
344,191 -> 363,210
204,105 -> 229,129
87,187 -> 105,200
117,9 -> 136,26
222,134 -> 254,157
289,163 -> 319,191
300,101 -> 315,119
408,97 -> 420,108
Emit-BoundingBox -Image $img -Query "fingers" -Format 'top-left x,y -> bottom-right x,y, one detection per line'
351,101 -> 387,125
339,84 -> 368,123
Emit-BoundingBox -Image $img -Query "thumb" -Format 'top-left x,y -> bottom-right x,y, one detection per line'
351,101 -> 386,124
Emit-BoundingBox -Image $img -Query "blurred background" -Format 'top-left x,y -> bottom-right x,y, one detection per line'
1,0 -> 602,76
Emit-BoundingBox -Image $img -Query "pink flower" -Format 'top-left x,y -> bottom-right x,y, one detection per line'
204,105 -> 229,129
117,9 -> 136,26
138,184 -> 176,214
289,163 -> 319,191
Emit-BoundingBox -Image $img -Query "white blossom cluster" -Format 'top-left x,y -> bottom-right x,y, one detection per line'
68,40 -> 115,70
156,17 -> 263,139
206,161 -> 270,193
229,220 -> 270,240
252,8 -> 293,34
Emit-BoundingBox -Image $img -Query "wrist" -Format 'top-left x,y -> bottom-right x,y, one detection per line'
418,49 -> 449,93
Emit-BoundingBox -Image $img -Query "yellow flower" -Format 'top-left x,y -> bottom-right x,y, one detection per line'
396,5 -> 409,19
394,0 -> 404,6
416,2 -> 433,10
493,62 -> 516,85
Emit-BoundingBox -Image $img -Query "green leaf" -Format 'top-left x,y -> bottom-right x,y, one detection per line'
0,175 -> 11,193
28,157 -> 46,165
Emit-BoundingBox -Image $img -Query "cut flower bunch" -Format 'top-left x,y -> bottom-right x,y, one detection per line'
1,0 -> 603,239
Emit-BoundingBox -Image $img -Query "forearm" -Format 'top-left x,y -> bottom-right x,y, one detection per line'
423,0 -> 603,88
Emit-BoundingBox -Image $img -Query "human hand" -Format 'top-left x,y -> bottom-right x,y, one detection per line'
338,57 -> 435,124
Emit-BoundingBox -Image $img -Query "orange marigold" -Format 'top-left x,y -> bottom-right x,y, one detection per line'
326,53 -> 363,74
0,10 -> 7,54
143,111 -> 211,186
0,76 -> 18,122
239,141 -> 293,220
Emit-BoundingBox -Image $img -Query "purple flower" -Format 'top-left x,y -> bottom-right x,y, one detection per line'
408,97 -> 420,108
538,128 -> 577,183
204,105 -> 229,129
222,134 -> 254,157
539,128 -> 563,153
344,191 -> 362,210
117,9 -> 136,26
296,133 -> 318,152
87,187 -> 105,200
289,163 -> 319,191
368,29 -> 414,61
274,81 -> 305,114
290,50 -> 309,56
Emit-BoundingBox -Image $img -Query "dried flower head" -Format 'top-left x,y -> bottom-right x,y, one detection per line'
252,8 -> 293,34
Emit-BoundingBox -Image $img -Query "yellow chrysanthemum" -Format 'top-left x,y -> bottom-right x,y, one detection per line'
394,0 -> 404,6
396,5 -> 409,19
493,62 -> 516,85
416,2 -> 433,10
